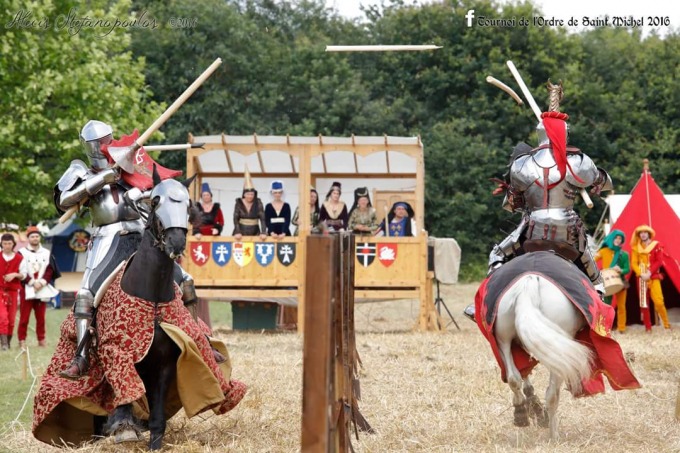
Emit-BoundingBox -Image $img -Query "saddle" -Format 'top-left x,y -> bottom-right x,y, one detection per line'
522,239 -> 580,262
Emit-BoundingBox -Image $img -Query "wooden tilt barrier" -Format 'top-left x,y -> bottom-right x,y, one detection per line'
301,234 -> 372,452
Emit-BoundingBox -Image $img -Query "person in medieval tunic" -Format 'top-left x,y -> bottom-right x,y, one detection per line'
193,182 -> 224,238
375,202 -> 416,237
265,180 -> 291,239
464,81 -> 612,321
319,181 -> 348,232
594,230 -> 631,333
292,188 -> 320,235
18,226 -> 60,348
0,233 -> 24,350
232,167 -> 267,240
631,224 -> 674,330
348,187 -> 379,236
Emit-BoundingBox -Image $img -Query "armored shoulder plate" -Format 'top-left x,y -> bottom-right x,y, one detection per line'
565,153 -> 600,187
508,142 -> 534,164
56,160 -> 90,192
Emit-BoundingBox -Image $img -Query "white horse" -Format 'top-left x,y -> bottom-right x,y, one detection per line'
494,273 -> 593,440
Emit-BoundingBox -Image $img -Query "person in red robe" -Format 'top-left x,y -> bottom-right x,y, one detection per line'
0,233 -> 24,350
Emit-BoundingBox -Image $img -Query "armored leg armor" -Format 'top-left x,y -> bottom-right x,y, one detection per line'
60,289 -> 94,379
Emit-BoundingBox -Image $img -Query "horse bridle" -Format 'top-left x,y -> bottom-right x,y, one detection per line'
146,209 -> 169,253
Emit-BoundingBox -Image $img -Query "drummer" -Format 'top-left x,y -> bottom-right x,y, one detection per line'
594,229 -> 631,333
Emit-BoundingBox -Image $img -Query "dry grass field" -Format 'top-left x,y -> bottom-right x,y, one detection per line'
2,282 -> 680,452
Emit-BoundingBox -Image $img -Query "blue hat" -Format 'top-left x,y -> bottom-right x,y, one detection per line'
201,182 -> 212,195
271,180 -> 284,192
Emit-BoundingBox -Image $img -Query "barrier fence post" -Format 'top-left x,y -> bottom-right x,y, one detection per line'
301,235 -> 335,452
301,234 -> 371,452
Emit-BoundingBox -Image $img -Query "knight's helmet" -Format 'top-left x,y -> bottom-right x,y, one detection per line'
80,120 -> 114,169
536,80 -> 568,146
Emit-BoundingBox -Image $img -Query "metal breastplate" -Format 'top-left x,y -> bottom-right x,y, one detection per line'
89,185 -> 143,227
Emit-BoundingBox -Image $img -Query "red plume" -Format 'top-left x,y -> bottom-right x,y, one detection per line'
541,111 -> 583,189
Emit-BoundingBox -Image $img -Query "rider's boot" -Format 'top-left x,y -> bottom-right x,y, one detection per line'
463,305 -> 476,322
61,290 -> 94,379
463,258 -> 505,322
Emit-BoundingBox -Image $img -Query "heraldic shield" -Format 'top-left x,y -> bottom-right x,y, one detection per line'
212,242 -> 231,267
377,243 -> 397,267
255,243 -> 276,267
356,242 -> 376,267
190,242 -> 211,266
277,242 -> 296,266
233,242 -> 254,267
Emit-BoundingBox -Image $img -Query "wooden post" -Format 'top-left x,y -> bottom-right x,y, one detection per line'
301,234 -> 372,452
297,145 -> 312,333
301,236 -> 335,452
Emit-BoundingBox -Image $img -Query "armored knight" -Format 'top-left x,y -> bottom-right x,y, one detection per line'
464,82 -> 612,320
55,120 -> 201,379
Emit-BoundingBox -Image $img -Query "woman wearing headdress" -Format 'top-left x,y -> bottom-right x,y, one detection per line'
375,201 -> 417,237
265,181 -> 292,239
292,188 -> 320,236
319,182 -> 348,232
193,182 -> 224,239
348,187 -> 378,235
232,167 -> 267,241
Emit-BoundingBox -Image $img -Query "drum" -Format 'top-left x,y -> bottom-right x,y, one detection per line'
602,268 -> 624,296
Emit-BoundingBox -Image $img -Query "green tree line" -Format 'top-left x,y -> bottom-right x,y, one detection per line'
2,0 -> 679,276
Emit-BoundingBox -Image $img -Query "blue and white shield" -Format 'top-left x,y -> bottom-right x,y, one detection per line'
212,242 -> 231,267
255,243 -> 276,267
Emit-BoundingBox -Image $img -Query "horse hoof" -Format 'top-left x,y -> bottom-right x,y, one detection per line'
513,417 -> 530,427
115,428 -> 141,443
514,405 -> 530,427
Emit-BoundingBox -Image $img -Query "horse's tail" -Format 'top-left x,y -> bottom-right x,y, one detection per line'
511,274 -> 593,392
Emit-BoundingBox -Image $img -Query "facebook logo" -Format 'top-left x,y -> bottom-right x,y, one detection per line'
465,9 -> 475,27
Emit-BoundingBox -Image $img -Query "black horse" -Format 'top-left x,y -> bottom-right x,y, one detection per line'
104,168 -> 196,450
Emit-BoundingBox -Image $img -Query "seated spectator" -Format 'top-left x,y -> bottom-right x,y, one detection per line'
265,181 -> 291,239
375,202 -> 417,237
193,182 -> 224,239
292,188 -> 321,236
348,187 -> 378,235
319,182 -> 348,232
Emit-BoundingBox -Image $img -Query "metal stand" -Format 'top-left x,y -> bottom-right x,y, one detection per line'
434,280 -> 460,330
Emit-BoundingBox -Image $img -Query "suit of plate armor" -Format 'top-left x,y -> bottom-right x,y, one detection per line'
464,82 -> 613,322
487,133 -> 612,292
55,120 -> 196,379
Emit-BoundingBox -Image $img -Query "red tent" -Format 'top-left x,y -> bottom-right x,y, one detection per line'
608,161 -> 680,325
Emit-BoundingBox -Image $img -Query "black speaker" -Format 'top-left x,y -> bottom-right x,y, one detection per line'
427,244 -> 435,272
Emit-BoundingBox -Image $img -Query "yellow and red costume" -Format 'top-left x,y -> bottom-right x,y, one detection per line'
631,225 -> 670,329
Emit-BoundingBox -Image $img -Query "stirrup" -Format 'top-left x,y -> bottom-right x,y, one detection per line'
60,356 -> 90,380
212,348 -> 227,364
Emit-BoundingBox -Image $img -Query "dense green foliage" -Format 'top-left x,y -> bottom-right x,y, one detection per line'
2,0 -> 679,273
0,0 -> 163,226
